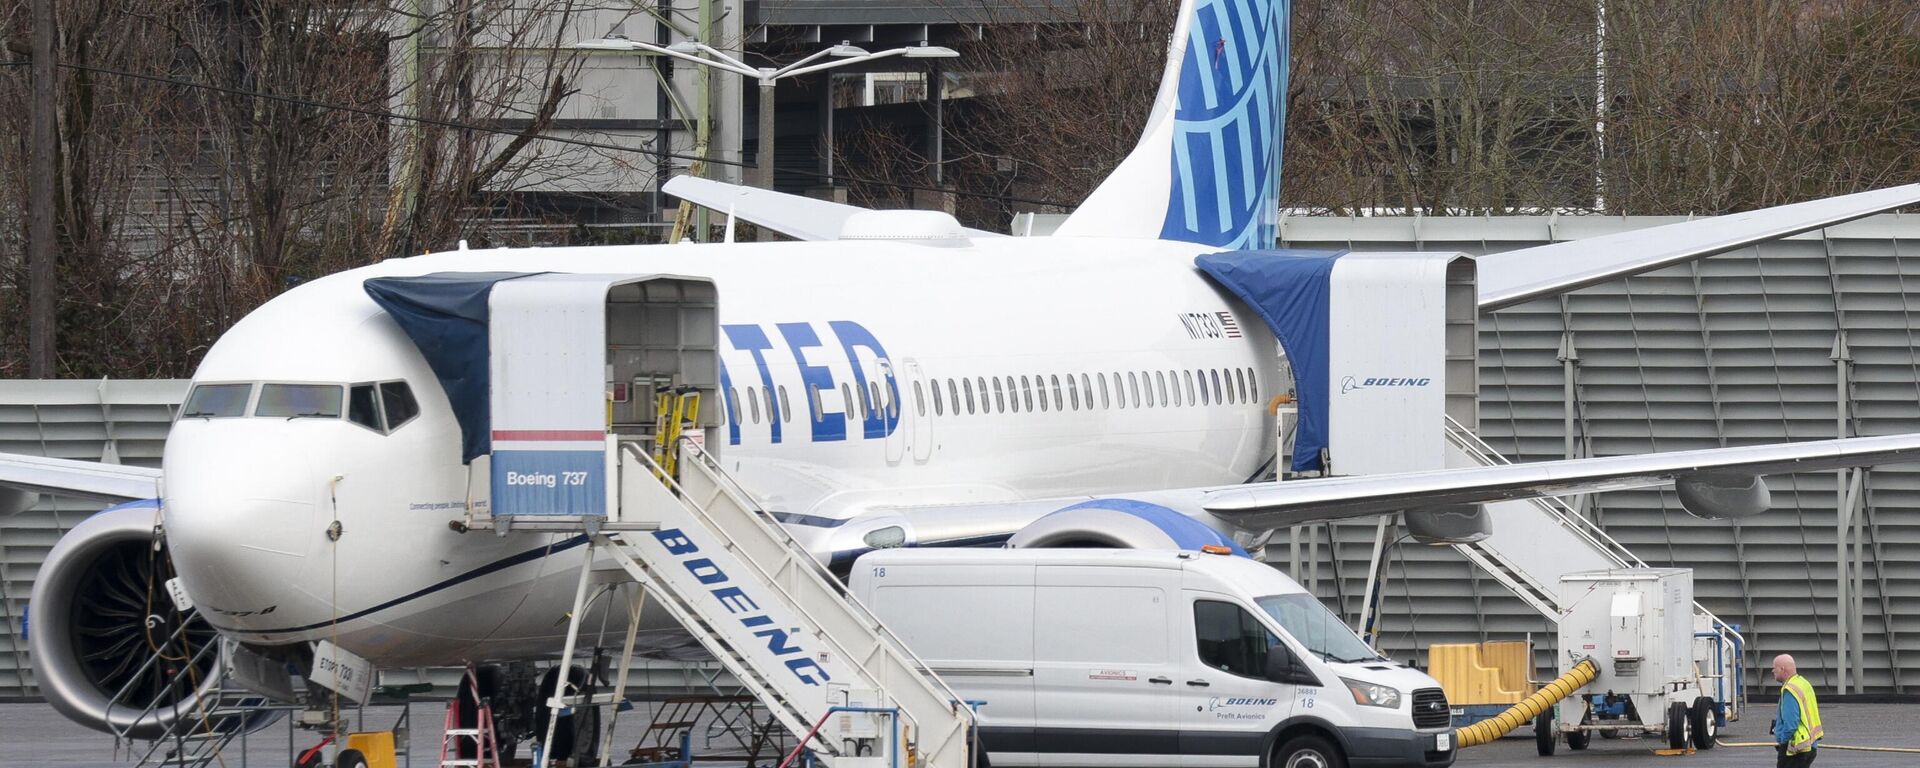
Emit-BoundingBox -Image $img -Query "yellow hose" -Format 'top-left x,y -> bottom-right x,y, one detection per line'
1455,657 -> 1599,748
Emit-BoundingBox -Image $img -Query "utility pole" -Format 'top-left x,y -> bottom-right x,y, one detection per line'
29,0 -> 57,377
756,79 -> 775,189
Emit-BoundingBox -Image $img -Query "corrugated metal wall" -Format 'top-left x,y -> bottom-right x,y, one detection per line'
1282,213 -> 1920,695
4,214 -> 1918,697
0,380 -> 186,698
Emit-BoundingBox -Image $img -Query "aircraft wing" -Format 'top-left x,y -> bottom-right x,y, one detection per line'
0,453 -> 162,502
818,433 -> 1920,562
1199,433 -> 1920,530
1476,183 -> 1920,311
663,176 -> 1004,241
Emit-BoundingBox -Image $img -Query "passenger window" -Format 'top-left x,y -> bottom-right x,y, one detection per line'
347,384 -> 383,431
963,378 -> 976,415
1197,372 -> 1211,406
1194,600 -> 1278,679
948,379 -> 960,415
933,380 -> 946,416
725,388 -> 739,425
1019,376 -> 1033,412
1081,374 -> 1093,408
1234,369 -> 1249,402
869,381 -> 883,419
1101,373 -> 1113,409
1050,375 -> 1064,411
810,385 -> 825,423
1037,375 -> 1050,411
1184,370 -> 1197,406
1212,369 -> 1225,404
1155,372 -> 1168,406
913,381 -> 926,416
1067,374 -> 1080,411
748,387 -> 761,423
992,377 -> 1006,413
779,386 -> 792,423
1128,372 -> 1141,408
256,384 -> 343,418
183,383 -> 251,418
380,381 -> 419,429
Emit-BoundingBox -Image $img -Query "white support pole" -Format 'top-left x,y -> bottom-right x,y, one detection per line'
599,585 -> 650,766
1833,336 -> 1850,693
542,536 -> 600,763
1355,516 -> 1392,639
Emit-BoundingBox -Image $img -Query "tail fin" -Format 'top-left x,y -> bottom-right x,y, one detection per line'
1052,0 -> 1290,249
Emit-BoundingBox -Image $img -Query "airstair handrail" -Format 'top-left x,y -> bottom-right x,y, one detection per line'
615,440 -> 978,760
1441,416 -> 1746,649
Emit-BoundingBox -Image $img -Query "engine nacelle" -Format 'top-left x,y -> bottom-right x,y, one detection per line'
1008,498 -> 1246,554
1402,504 -> 1492,545
28,501 -> 277,739
1676,472 -> 1771,519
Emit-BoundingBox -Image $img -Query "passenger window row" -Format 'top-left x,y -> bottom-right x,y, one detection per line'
722,367 -> 1260,426
921,367 -> 1260,418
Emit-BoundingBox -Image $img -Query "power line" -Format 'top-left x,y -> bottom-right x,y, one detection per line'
3,59 -> 1071,209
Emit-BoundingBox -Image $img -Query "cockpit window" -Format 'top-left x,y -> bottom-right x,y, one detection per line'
182,383 -> 251,418
256,384 -> 343,418
381,381 -> 419,430
347,384 -> 382,431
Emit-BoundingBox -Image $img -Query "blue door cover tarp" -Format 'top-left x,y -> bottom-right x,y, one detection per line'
1194,249 -> 1346,473
364,272 -> 540,463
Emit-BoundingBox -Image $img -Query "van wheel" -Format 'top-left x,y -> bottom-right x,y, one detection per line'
1273,734 -> 1344,768
1566,729 -> 1590,750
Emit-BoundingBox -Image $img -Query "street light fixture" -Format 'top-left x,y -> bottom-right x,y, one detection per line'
575,36 -> 958,190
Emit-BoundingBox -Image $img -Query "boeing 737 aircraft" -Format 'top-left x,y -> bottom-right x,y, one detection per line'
7,0 -> 1920,757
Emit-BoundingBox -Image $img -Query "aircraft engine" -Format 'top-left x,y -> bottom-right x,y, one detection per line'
1007,498 -> 1246,553
1675,472 -> 1771,519
28,502 -> 277,739
1402,504 -> 1492,545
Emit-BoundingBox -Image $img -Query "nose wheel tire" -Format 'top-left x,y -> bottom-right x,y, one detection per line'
1689,697 -> 1718,749
1274,734 -> 1344,768
1667,701 -> 1691,751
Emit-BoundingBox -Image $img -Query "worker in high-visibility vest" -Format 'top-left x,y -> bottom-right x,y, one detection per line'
1771,654 -> 1824,767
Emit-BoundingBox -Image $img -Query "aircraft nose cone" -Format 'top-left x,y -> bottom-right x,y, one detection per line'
163,421 -> 324,630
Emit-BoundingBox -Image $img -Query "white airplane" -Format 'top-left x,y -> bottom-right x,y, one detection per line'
7,0 -> 1920,757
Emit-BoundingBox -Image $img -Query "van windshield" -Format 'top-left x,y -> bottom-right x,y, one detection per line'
1255,594 -> 1383,664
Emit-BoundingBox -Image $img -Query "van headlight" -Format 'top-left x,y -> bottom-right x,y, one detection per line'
1342,677 -> 1401,709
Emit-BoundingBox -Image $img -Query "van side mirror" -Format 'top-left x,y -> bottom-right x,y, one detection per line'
1264,649 -> 1321,687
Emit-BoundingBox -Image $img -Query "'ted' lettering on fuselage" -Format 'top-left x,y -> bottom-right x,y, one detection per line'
720,320 -> 899,446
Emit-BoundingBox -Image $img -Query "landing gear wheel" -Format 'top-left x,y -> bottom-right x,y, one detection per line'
1535,711 -> 1556,756
1273,734 -> 1344,768
1667,702 -> 1691,750
336,749 -> 370,768
1689,697 -> 1718,749
1567,729 -> 1591,750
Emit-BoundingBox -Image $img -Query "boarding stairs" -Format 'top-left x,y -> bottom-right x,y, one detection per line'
529,439 -> 978,768
1441,416 -> 1745,709
107,622 -> 297,768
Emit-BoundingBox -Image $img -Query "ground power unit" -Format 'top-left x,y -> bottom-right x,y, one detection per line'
1541,568 -> 1737,755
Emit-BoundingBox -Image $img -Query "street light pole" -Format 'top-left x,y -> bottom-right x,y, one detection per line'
757,78 -> 776,189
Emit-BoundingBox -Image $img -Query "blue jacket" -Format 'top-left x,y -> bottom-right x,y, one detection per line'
1775,689 -> 1800,745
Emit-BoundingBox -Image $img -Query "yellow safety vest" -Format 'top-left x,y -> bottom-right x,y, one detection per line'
1781,674 -> 1824,754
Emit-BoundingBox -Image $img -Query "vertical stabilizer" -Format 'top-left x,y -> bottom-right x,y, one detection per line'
1053,0 -> 1290,248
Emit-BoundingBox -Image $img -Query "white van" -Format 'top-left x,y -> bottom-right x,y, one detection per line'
850,548 -> 1454,768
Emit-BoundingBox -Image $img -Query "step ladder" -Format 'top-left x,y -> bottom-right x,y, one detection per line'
536,439 -> 977,768
439,668 -> 502,768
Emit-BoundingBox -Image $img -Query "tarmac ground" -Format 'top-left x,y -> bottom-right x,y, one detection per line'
8,700 -> 1920,767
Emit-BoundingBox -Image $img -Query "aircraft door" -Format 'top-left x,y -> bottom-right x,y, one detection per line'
873,358 -> 907,464
903,359 -> 933,463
